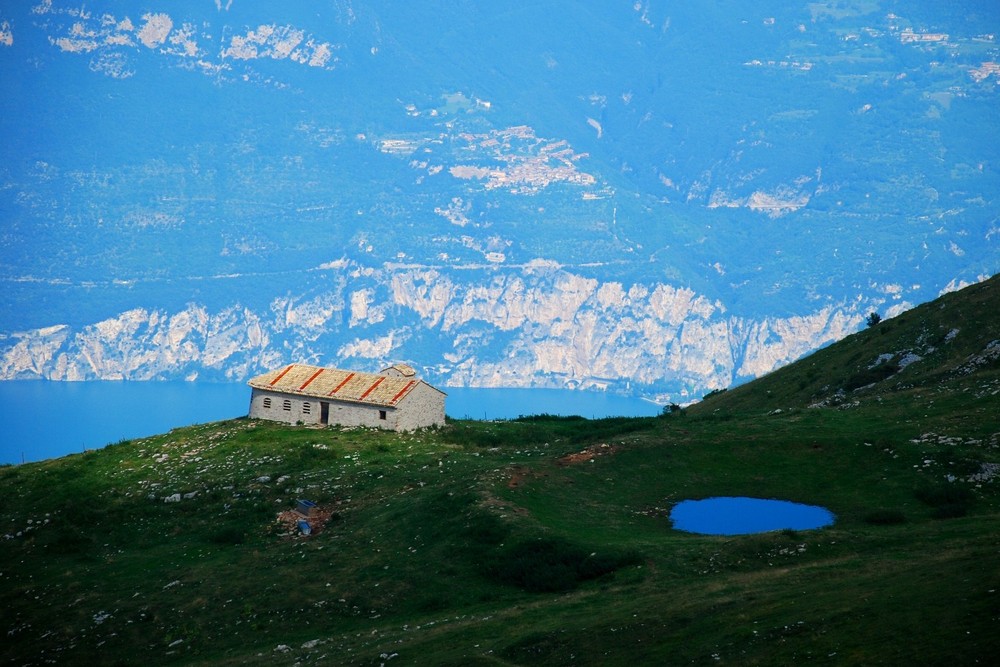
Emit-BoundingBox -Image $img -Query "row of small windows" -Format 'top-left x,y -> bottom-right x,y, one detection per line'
260,396 -> 385,420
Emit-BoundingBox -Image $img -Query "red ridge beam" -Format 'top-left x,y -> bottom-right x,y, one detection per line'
390,380 -> 416,405
359,376 -> 386,400
269,365 -> 295,386
299,368 -> 325,391
328,372 -> 355,395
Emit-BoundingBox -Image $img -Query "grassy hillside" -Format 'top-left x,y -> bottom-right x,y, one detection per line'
694,274 -> 1000,417
2,278 -> 999,666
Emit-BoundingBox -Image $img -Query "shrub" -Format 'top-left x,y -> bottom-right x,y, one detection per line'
484,537 -> 641,593
41,525 -> 95,554
864,509 -> 906,525
914,482 -> 973,519
844,361 -> 900,391
208,526 -> 247,545
513,414 -> 586,423
464,511 -> 509,547
660,403 -> 685,417
931,503 -> 968,519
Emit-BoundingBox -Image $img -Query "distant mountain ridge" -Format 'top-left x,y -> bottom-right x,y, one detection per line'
0,264 -> 863,402
1,1 -> 998,400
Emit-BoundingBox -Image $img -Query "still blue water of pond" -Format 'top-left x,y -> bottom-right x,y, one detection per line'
670,497 -> 835,535
0,381 -> 662,464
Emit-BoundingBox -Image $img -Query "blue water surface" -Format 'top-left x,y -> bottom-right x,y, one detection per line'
0,381 -> 662,464
0,381 -> 250,464
670,496 -> 835,535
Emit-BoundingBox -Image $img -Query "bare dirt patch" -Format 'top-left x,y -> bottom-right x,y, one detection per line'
275,504 -> 340,538
556,443 -> 617,466
507,464 -> 533,489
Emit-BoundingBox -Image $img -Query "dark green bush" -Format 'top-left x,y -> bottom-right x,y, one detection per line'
843,363 -> 900,391
914,482 -> 972,507
931,503 -> 968,519
864,509 -> 906,525
443,415 -> 657,450
208,526 -> 247,545
464,511 -> 509,547
513,414 -> 586,423
484,537 -> 640,593
41,525 -> 95,554
914,482 -> 973,519
660,403 -> 685,417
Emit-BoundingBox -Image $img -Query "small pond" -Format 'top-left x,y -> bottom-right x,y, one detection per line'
670,497 -> 835,536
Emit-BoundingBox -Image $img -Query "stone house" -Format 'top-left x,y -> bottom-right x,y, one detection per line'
247,362 -> 446,431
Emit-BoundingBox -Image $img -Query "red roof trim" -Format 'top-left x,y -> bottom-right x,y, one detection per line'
299,368 -> 325,391
390,380 -> 416,405
358,376 -> 386,400
328,372 -> 355,395
269,365 -> 294,386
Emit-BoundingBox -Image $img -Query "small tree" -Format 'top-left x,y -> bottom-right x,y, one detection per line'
866,312 -> 882,328
660,402 -> 685,417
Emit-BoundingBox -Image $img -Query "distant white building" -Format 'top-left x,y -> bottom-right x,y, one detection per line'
247,363 -> 446,431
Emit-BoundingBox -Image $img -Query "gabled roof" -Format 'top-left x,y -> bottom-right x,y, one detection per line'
247,363 -> 437,408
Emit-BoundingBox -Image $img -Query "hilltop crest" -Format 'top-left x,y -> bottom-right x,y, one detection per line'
691,274 -> 1000,414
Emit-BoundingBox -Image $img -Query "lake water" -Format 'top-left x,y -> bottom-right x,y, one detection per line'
0,381 -> 662,464
669,497 -> 835,535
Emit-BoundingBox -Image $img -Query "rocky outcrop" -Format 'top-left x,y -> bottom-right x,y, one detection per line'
0,263 -> 864,401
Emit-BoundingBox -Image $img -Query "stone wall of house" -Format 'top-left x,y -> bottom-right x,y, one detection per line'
324,396 -> 395,430
248,383 -> 445,431
249,388 -> 323,425
394,382 -> 447,431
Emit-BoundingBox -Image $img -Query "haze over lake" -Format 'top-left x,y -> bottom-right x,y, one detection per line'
3,2 -> 997,404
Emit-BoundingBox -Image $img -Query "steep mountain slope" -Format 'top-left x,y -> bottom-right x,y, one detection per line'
691,271 -> 1000,414
1,1 -> 999,400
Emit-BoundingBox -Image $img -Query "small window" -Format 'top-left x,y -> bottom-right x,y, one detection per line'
302,402 -> 311,415
263,397 -> 272,409
379,410 -> 387,420
283,399 -> 292,411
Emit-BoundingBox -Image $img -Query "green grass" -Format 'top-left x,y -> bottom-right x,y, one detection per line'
2,407 -> 997,666
2,276 -> 999,665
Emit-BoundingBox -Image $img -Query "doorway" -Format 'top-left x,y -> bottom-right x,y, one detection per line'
320,402 -> 330,425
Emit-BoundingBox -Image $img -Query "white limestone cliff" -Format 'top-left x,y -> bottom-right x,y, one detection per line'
0,264 -> 866,401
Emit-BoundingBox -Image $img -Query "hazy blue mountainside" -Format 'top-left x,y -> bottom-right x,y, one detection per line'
1,1 -> 999,401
